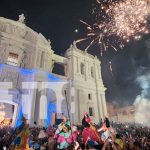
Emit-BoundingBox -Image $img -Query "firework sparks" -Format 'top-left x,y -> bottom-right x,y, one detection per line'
85,40 -> 95,52
110,0 -> 150,41
76,37 -> 90,43
76,0 -> 150,55
80,20 -> 93,30
109,61 -> 113,76
78,19 -> 121,55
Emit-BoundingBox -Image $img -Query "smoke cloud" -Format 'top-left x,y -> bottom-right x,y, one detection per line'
133,39 -> 150,126
134,69 -> 150,126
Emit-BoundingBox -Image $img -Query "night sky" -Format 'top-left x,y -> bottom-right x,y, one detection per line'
1,0 -> 150,106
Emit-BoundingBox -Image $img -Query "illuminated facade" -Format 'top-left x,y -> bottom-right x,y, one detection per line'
0,15 -> 107,127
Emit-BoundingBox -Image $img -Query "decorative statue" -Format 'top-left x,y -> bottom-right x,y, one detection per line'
48,39 -> 51,46
73,40 -> 77,48
69,43 -> 73,48
18,14 -> 25,24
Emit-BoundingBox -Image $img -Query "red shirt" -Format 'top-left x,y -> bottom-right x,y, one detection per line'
82,127 -> 102,144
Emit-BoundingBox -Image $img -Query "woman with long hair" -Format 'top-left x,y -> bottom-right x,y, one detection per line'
82,112 -> 103,148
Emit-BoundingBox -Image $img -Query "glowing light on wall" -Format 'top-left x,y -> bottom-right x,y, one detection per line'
47,73 -> 64,81
15,106 -> 23,127
0,63 -> 65,127
46,102 -> 56,128
20,68 -> 36,74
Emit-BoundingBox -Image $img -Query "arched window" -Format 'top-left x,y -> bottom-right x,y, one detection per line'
89,107 -> 94,116
91,67 -> 94,78
88,93 -> 92,100
7,52 -> 19,66
80,63 -> 85,75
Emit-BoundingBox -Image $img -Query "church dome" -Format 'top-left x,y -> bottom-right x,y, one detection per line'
0,16 -> 51,48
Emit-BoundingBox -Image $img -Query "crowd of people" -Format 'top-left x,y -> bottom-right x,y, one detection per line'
0,113 -> 150,150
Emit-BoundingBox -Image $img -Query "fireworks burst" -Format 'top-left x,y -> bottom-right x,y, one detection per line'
76,0 -> 150,55
110,0 -> 150,42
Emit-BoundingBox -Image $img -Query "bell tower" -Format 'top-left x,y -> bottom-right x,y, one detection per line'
65,42 -> 108,124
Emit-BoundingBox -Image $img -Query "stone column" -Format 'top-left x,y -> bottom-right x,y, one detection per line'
73,89 -> 80,124
76,57 -> 79,73
38,89 -> 47,126
25,82 -> 39,126
78,59 -> 80,75
101,93 -> 108,118
64,65 -> 67,77
21,90 -> 31,122
99,94 -> 105,120
95,92 -> 102,121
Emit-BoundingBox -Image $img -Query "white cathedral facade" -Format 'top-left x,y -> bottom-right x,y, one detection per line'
0,15 -> 108,127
